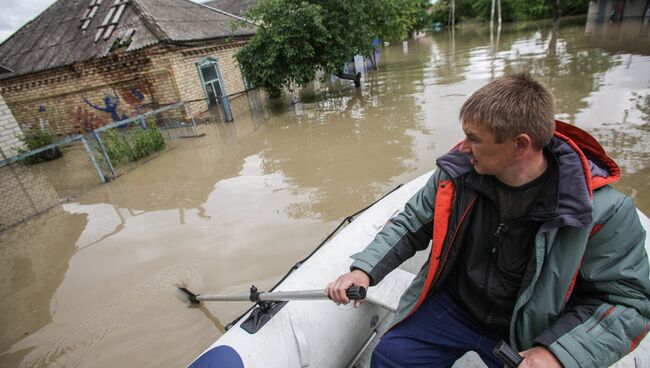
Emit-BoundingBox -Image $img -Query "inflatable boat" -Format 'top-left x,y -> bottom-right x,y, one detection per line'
187,171 -> 650,368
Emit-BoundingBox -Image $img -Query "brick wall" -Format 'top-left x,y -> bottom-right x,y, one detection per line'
158,40 -> 249,115
0,38 -> 251,135
0,93 -> 24,158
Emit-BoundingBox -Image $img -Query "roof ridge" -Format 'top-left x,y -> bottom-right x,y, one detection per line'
129,0 -> 169,41
191,0 -> 255,25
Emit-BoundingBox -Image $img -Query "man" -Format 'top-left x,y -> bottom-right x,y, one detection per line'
326,74 -> 650,368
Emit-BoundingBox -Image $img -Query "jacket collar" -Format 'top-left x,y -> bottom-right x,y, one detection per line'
436,120 -> 620,229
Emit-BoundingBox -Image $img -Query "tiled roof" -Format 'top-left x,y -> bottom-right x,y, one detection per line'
0,0 -> 256,79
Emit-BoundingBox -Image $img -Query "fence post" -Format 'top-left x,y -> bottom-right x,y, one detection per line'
92,130 -> 117,179
80,136 -> 106,183
139,115 -> 147,129
220,95 -> 233,122
185,102 -> 200,137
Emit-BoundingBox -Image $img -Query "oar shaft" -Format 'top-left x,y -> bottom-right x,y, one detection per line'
197,289 -> 327,302
196,293 -> 251,302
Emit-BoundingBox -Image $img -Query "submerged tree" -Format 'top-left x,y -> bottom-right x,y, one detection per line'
235,0 -> 431,98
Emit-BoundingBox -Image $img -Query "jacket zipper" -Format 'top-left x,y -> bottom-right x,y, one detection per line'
483,222 -> 505,324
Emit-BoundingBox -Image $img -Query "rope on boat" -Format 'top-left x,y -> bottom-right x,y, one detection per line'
224,183 -> 404,330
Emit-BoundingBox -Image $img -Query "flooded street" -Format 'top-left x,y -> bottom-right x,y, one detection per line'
1,18 -> 649,367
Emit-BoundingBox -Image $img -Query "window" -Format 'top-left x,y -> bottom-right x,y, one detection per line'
197,58 -> 227,108
94,0 -> 129,42
80,0 -> 103,30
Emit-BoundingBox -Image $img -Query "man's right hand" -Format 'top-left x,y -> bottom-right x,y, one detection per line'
325,269 -> 370,307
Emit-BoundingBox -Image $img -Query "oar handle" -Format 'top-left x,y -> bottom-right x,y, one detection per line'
256,286 -> 366,301
345,285 -> 367,300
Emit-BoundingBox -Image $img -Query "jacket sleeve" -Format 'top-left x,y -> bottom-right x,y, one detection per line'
349,171 -> 441,286
534,195 -> 650,368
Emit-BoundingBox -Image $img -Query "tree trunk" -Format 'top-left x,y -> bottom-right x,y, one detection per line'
447,0 -> 456,27
551,0 -> 561,24
491,0 -> 496,31
452,0 -> 455,28
497,0 -> 502,26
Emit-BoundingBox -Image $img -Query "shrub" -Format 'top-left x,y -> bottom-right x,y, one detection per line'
102,123 -> 165,164
16,127 -> 62,164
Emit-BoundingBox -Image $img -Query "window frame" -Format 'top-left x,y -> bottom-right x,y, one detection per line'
196,57 -> 227,108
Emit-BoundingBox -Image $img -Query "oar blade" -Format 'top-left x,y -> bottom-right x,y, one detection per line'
178,287 -> 201,305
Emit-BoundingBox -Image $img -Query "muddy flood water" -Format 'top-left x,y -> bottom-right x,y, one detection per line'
1,18 -> 649,367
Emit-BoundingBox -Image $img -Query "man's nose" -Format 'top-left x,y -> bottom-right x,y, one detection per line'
459,140 -> 471,153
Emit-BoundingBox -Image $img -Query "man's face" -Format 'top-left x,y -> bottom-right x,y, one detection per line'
459,121 -> 517,177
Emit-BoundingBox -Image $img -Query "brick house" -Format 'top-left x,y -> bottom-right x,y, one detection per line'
0,0 -> 256,135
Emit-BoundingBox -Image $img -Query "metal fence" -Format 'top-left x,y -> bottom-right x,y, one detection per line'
0,92 -> 266,231
0,102 -> 206,231
0,135 -> 105,230
91,102 -> 202,179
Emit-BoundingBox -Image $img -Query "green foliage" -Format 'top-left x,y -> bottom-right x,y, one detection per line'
430,0 -> 589,24
235,0 -> 432,97
430,0 -> 481,23
510,0 -> 553,21
430,1 -> 451,24
560,0 -> 591,16
102,123 -> 165,164
16,127 -> 62,164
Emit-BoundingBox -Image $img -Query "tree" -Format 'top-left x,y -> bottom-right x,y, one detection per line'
235,0 -> 431,98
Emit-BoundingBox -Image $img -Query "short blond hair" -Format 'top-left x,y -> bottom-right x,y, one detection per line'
459,73 -> 555,149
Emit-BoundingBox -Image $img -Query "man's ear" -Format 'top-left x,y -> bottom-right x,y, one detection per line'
514,134 -> 532,154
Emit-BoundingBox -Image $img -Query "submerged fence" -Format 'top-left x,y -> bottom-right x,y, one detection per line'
91,102 -> 201,178
0,135 -> 105,230
0,91 -> 267,231
0,101 -> 206,231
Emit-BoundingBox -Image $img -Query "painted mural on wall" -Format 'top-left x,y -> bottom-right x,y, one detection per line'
73,83 -> 151,133
83,92 -> 128,123
120,84 -> 147,106
74,107 -> 105,133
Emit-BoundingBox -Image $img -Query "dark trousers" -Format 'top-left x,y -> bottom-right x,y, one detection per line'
371,291 -> 505,368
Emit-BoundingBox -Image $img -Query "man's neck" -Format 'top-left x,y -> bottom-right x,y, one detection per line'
496,150 -> 548,188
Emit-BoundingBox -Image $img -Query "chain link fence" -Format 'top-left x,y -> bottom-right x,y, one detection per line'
0,102 -> 204,231
91,102 -> 202,178
0,135 -> 105,230
0,92 -> 266,231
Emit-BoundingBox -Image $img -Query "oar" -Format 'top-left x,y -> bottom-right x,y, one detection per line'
178,285 -> 366,305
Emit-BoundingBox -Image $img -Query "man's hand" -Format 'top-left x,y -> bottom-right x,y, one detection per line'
518,347 -> 562,368
325,269 -> 370,307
